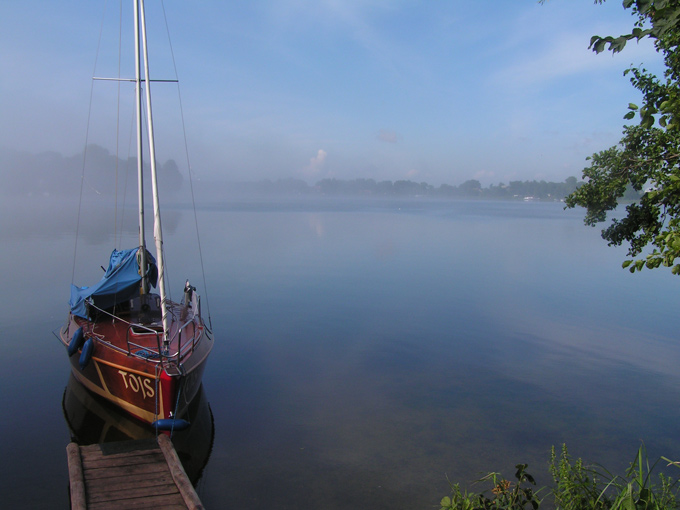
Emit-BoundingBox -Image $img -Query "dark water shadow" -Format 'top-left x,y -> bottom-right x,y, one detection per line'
61,373 -> 214,485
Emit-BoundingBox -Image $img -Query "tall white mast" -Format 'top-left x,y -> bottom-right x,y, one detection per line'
138,0 -> 170,342
134,0 -> 148,294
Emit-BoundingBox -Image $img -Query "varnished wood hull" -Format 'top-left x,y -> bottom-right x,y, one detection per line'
59,305 -> 213,425
62,372 -> 215,484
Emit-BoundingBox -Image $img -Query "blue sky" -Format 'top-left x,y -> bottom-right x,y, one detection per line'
0,1 -> 663,186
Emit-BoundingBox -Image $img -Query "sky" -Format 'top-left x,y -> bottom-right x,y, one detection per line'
0,0 -> 665,187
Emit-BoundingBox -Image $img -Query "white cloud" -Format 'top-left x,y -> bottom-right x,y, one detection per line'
303,149 -> 327,177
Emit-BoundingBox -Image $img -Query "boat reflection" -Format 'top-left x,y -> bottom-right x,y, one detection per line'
62,373 -> 214,485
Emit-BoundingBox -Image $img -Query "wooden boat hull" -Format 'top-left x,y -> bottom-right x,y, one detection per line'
62,372 -> 214,484
59,307 -> 213,425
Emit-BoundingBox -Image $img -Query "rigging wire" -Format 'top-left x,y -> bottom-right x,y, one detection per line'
74,0 -> 211,328
72,0 -> 111,285
160,0 -> 213,327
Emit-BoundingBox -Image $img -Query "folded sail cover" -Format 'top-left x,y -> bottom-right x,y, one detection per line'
70,248 -> 158,319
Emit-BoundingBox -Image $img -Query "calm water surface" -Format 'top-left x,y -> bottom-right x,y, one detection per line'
1,196 -> 679,509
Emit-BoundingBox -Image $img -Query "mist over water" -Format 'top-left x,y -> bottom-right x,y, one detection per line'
1,195 -> 679,509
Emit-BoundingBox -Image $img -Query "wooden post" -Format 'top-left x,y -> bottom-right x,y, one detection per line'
66,443 -> 86,510
157,434 -> 204,510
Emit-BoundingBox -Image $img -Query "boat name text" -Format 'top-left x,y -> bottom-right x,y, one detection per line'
118,370 -> 155,398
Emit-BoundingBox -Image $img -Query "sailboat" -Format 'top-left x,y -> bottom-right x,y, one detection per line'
58,0 -> 213,428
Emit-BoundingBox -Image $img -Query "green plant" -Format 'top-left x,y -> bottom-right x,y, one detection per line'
605,444 -> 678,510
439,483 -> 485,510
440,445 -> 680,510
549,443 -> 611,509
549,443 -> 680,509
440,464 -> 540,510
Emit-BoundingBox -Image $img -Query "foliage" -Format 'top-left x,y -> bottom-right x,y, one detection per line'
439,445 -> 680,510
440,464 -> 540,510
548,444 -> 609,509
539,1 -> 680,54
588,0 -> 680,55
564,0 -> 680,275
548,443 -> 679,510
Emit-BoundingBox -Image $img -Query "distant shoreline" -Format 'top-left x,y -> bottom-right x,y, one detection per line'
191,176 -> 588,203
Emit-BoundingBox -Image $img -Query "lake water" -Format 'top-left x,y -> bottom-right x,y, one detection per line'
2,196 -> 680,509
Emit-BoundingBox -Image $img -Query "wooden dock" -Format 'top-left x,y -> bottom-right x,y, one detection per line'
66,435 -> 204,510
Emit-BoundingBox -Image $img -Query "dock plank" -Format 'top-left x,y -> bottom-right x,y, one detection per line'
88,494 -> 188,510
66,436 -> 203,509
87,483 -> 180,504
85,472 -> 176,492
81,461 -> 170,480
82,451 -> 164,469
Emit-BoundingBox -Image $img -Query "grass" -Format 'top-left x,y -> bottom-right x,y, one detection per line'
439,444 -> 680,509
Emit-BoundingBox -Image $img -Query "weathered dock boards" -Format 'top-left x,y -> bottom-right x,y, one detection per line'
66,435 -> 204,510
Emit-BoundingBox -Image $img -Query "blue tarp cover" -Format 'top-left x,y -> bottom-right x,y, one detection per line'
69,248 -> 158,319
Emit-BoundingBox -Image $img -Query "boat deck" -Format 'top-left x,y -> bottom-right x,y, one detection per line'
76,296 -> 201,361
66,435 -> 203,509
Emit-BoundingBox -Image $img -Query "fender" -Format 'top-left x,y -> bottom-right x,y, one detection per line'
67,327 -> 84,357
79,337 -> 94,370
152,418 -> 190,432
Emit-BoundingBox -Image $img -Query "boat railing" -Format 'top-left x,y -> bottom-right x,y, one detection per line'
82,297 -> 204,367
126,322 -> 164,362
165,295 -> 203,358
126,301 -> 202,365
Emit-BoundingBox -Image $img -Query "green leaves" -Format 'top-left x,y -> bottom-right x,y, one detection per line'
590,1 -> 680,51
566,91 -> 680,275
624,103 -> 640,121
625,103 -> 639,120
439,484 -> 484,510
617,218 -> 680,274
439,466 -> 541,509
440,444 -> 680,509
589,34 -> 633,53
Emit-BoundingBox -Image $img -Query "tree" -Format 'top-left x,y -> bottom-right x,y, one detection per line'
459,179 -> 482,196
564,0 -> 680,275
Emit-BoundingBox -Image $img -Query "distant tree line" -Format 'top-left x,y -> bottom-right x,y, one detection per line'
240,176 -> 641,201
2,145 -> 643,202
0,144 -> 183,198
315,177 -> 583,200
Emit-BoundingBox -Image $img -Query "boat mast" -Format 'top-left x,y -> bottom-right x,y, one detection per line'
138,0 -> 171,343
134,0 -> 148,295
